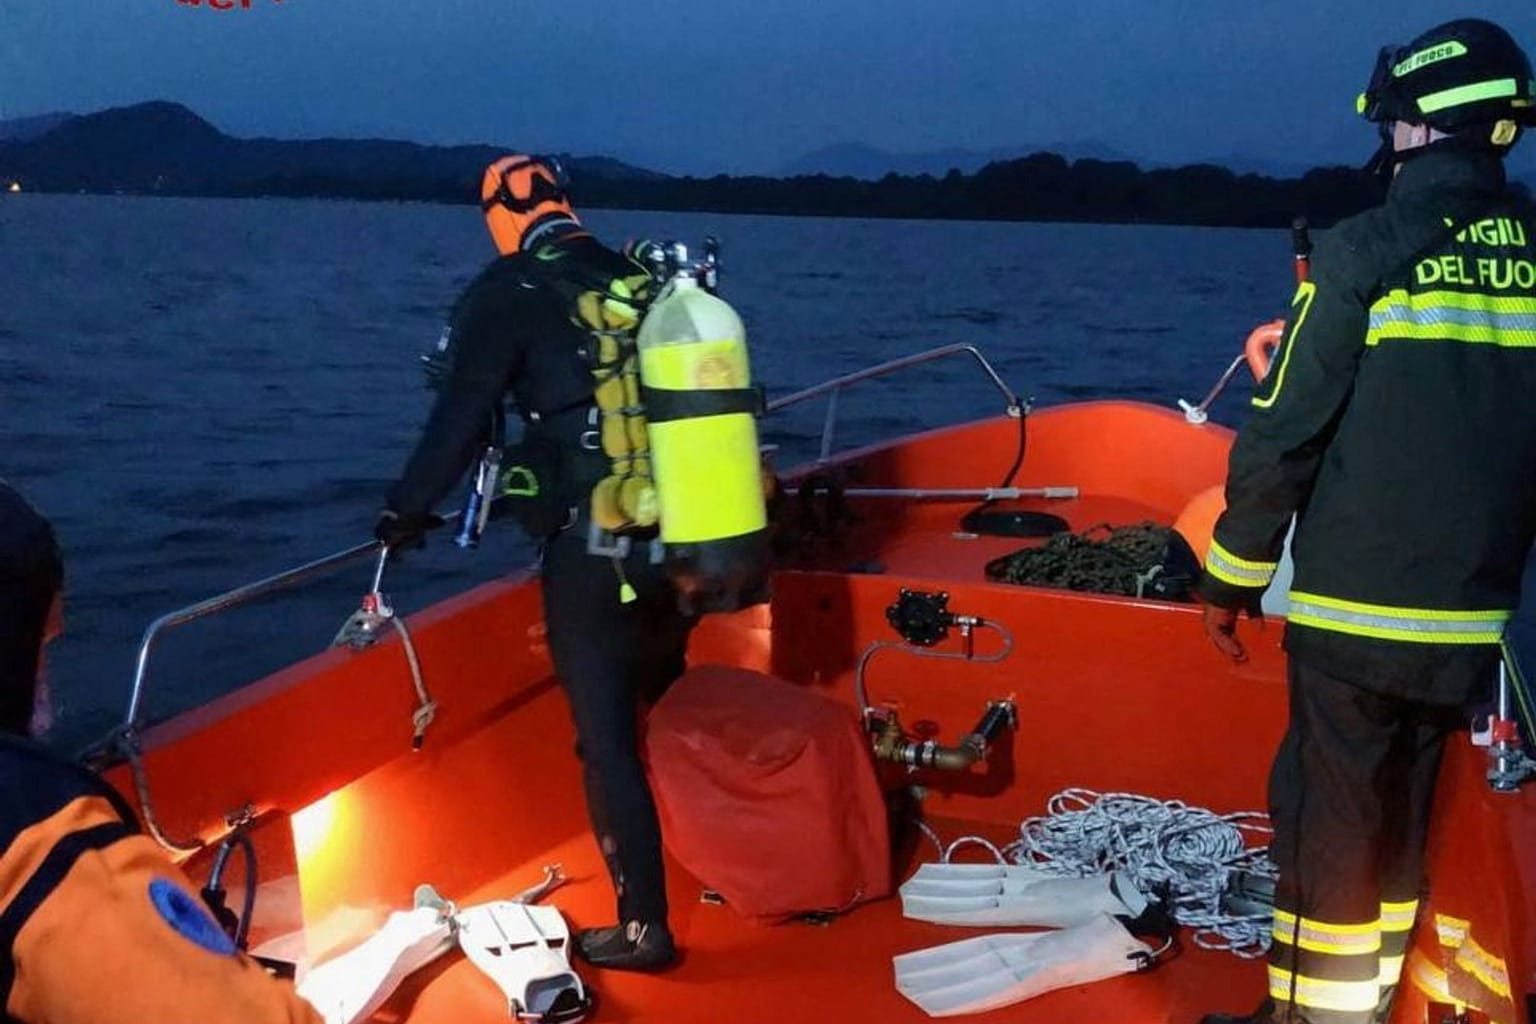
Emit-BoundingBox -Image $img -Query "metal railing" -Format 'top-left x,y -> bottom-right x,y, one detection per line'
765,343 -> 1024,461
109,345 -> 1021,748
120,539 -> 387,734
92,538 -> 397,852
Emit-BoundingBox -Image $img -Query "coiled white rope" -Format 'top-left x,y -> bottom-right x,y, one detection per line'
931,788 -> 1277,958
1012,788 -> 1275,957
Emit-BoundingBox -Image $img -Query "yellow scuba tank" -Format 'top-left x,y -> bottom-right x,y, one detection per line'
635,270 -> 768,609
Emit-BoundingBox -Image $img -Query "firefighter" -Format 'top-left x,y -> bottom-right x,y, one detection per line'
1197,19 -> 1536,1024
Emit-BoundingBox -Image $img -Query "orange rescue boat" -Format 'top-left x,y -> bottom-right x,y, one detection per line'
88,344 -> 1536,1024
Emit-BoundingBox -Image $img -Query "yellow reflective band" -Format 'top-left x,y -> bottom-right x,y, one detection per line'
1454,936 -> 1512,1000
1368,290 -> 1536,349
1268,965 -> 1381,1013
1436,913 -> 1471,949
1378,953 -> 1407,987
1288,592 -> 1510,645
1418,78 -> 1521,115
1409,949 -> 1461,1007
1205,538 -> 1279,588
1379,290 -> 1536,314
1273,909 -> 1382,955
1271,911 -> 1382,955
1379,900 -> 1419,933
1253,281 -> 1315,410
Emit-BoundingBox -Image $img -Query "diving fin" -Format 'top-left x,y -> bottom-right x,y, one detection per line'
893,913 -> 1153,1017
457,900 -> 591,1023
900,862 -> 1151,928
295,885 -> 458,1024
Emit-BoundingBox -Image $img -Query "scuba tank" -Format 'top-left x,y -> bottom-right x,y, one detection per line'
430,235 -> 769,611
634,263 -> 768,611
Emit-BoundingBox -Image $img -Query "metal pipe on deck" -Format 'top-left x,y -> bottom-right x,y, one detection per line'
842,486 -> 1078,501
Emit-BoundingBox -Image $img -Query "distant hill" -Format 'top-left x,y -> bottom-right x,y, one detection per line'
0,101 -> 1390,229
0,112 -> 74,141
784,140 -> 1340,182
782,140 -> 1138,179
1188,152 -> 1322,179
0,101 -> 662,200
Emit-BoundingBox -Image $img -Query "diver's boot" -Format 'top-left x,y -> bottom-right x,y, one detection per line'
574,919 -> 676,972
1201,999 -> 1312,1024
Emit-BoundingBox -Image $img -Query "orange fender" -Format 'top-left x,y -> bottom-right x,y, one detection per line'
1172,484 -> 1226,564
1244,320 -> 1286,383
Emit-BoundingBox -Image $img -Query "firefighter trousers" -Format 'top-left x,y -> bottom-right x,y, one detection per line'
1266,657 -> 1467,1024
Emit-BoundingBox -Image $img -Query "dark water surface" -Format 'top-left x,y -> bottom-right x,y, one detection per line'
1,195 -> 1529,749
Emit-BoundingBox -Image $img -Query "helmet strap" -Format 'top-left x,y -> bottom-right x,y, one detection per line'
1362,120 -> 1398,184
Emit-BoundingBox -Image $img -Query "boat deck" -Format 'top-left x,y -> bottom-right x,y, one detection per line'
111,402 -> 1536,1024
379,819 -> 1265,1024
225,607 -> 1288,1024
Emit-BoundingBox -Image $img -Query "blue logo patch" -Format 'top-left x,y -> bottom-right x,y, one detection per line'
148,877 -> 237,956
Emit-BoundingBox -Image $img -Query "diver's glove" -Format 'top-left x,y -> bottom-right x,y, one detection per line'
374,509 -> 444,550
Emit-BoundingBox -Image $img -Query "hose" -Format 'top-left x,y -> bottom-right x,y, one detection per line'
119,729 -> 205,854
854,617 -> 1015,719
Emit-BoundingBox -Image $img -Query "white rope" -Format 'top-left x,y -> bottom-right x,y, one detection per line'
914,819 -> 946,861
935,787 -> 1276,958
389,616 -> 437,750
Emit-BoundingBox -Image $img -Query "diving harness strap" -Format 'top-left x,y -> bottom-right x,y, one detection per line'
564,259 -> 661,604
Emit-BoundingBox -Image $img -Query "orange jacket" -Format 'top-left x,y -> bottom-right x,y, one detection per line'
1,739 -> 321,1024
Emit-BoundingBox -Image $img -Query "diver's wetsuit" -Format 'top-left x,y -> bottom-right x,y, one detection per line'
0,481 -> 61,735
386,233 -> 692,925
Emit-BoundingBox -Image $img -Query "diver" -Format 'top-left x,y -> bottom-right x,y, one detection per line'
1197,19 -> 1536,1024
377,155 -> 766,971
0,478 -> 323,1023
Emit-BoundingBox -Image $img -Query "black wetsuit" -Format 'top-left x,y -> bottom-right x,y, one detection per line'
386,234 -> 690,925
1199,149 -> 1536,1024
0,481 -> 61,736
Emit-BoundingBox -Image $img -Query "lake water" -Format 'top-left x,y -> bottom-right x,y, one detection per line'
1,195 -> 1530,750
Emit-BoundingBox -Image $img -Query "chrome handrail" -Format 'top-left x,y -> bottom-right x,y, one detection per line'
117,509 -> 469,736
121,539 -> 384,733
765,343 -> 1024,461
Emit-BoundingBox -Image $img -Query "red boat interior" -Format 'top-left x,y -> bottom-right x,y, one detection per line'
101,403 -> 1536,1023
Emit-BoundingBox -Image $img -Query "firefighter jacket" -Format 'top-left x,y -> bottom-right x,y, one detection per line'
0,736 -> 320,1024
1199,148 -> 1536,702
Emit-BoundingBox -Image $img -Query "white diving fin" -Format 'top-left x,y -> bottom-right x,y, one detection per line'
900,862 -> 1152,928
296,884 -> 459,1024
893,912 -> 1154,1017
457,900 -> 591,1023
